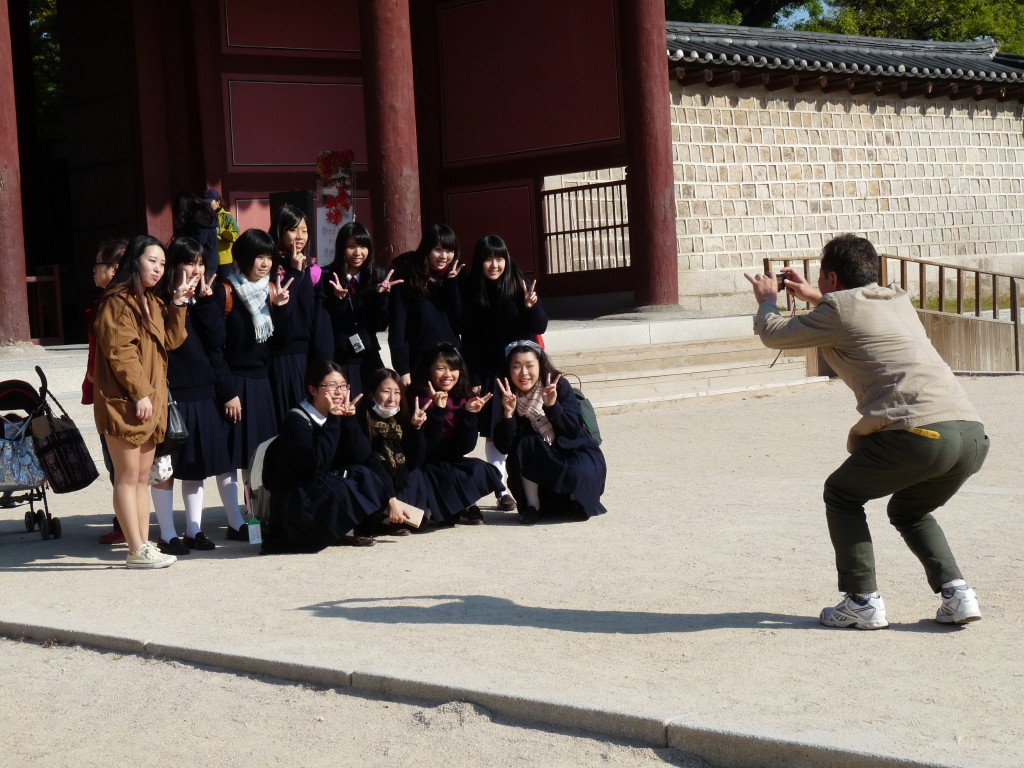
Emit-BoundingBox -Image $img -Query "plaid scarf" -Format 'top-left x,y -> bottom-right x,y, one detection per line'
515,386 -> 556,445
367,412 -> 409,491
226,265 -> 273,342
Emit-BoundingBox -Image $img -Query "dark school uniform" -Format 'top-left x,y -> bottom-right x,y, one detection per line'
388,277 -> 462,378
461,289 -> 548,437
419,399 -> 502,523
261,405 -> 393,553
268,264 -> 333,426
492,377 -> 607,519
209,280 -> 292,470
322,266 -> 389,397
164,303 -> 233,481
358,405 -> 433,513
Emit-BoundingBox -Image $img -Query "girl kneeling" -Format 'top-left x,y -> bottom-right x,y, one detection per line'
494,341 -> 607,525
261,362 -> 413,553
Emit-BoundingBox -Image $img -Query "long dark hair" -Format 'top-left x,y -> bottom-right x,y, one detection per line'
358,367 -> 409,429
333,221 -> 381,287
412,342 -> 472,401
100,235 -> 167,329
465,234 -> 526,308
407,223 -> 460,298
173,192 -> 215,234
270,204 -> 309,267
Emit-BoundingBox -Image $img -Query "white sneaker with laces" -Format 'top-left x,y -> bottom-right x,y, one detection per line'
127,542 -> 176,569
936,585 -> 981,624
819,593 -> 889,629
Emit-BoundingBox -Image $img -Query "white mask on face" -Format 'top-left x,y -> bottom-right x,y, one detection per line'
372,403 -> 400,419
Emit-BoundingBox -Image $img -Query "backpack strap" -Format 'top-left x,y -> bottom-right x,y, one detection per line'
221,281 -> 234,316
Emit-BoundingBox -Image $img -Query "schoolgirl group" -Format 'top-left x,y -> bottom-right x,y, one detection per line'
89,206 -> 607,569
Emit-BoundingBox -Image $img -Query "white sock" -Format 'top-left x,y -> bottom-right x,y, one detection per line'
217,472 -> 246,529
484,440 -> 509,494
521,477 -> 541,509
181,480 -> 204,538
941,579 -> 967,590
151,486 -> 177,541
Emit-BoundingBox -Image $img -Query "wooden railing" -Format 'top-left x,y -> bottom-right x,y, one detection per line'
763,254 -> 1024,372
25,266 -> 64,346
542,180 -> 629,274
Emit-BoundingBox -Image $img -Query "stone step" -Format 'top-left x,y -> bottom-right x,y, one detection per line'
553,337 -> 801,375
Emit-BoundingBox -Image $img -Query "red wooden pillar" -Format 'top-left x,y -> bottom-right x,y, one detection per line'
620,0 -> 677,306
0,0 -> 31,341
359,0 -> 422,263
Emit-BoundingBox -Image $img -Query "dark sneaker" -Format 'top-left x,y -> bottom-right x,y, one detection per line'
157,537 -> 190,556
99,529 -> 126,545
226,525 -> 248,542
184,531 -> 217,551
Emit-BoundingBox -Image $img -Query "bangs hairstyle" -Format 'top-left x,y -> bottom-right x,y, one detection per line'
820,233 -> 879,289
270,203 -> 309,255
304,359 -> 347,392
505,342 -> 560,389
413,342 -> 472,400
233,229 -> 276,277
164,237 -> 205,303
358,367 -> 409,424
102,234 -> 166,328
334,221 -> 379,283
466,234 -> 526,307
408,223 -> 460,298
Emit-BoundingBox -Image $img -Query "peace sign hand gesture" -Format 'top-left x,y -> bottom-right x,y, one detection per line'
172,269 -> 200,306
328,271 -> 349,300
269,275 -> 294,307
496,378 -> 517,418
521,279 -> 539,308
426,382 -> 447,410
464,391 -> 493,414
197,272 -> 216,298
377,269 -> 405,294
410,397 -> 431,428
290,242 -> 306,271
338,390 -> 363,418
447,258 -> 465,279
540,373 -> 562,407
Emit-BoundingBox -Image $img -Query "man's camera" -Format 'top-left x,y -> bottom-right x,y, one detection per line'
776,272 -> 787,292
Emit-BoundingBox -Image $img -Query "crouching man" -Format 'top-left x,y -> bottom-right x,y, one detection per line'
745,234 -> 989,629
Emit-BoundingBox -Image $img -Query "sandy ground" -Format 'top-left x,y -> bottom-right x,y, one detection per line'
0,374 -> 1021,767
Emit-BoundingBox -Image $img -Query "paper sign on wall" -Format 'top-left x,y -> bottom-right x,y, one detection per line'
315,149 -> 355,268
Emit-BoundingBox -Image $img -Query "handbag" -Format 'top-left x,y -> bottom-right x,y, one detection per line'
0,415 -> 47,492
31,391 -> 100,494
156,395 -> 188,457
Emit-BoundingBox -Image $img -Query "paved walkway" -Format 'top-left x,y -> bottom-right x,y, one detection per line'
1,344 -> 1020,768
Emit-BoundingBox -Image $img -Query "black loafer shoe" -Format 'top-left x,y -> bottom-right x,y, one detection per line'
226,525 -> 249,542
184,531 -> 217,550
158,537 -> 190,556
340,534 -> 376,547
460,505 -> 485,525
519,506 -> 540,525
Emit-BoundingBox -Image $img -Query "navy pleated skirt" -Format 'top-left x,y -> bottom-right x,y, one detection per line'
421,457 -> 503,523
262,464 -> 390,553
227,375 -> 278,470
268,352 -> 308,427
507,434 -> 607,517
172,397 -> 233,481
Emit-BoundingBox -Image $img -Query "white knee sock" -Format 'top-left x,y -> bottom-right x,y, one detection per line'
521,477 -> 541,509
181,480 -> 205,537
217,472 -> 246,529
484,440 -> 509,493
151,486 -> 177,541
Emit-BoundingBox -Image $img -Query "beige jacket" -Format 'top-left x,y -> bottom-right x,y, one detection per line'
93,289 -> 187,446
754,284 -> 981,452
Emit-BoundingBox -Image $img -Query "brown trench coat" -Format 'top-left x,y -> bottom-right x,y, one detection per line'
92,289 -> 187,446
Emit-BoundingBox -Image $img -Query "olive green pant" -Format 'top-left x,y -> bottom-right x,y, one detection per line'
823,421 -> 989,594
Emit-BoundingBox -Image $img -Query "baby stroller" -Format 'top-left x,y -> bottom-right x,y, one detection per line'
0,365 -> 95,539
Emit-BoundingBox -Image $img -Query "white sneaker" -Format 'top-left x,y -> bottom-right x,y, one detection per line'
126,542 -> 176,569
936,585 -> 982,624
819,593 -> 889,629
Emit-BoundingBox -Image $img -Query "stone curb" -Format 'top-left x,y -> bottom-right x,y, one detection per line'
0,620 -> 952,768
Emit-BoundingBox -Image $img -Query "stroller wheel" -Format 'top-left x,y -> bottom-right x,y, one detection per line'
38,512 -> 50,540
24,510 -> 35,532
50,518 -> 62,539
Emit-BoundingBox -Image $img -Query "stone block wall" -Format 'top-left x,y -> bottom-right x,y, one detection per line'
672,85 -> 1024,316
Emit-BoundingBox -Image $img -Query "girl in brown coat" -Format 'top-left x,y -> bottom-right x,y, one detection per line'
93,235 -> 195,568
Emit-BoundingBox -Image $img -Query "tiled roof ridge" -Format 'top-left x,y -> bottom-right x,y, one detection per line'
666,21 -> 999,60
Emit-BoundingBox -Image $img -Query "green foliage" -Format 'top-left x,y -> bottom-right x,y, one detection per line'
28,0 -> 63,142
798,0 -> 1024,54
666,0 -> 813,28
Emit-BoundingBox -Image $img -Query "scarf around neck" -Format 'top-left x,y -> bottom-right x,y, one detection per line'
227,264 -> 273,342
515,385 -> 556,445
368,412 -> 408,490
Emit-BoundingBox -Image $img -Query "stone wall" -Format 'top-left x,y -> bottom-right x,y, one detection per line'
671,85 -> 1024,316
